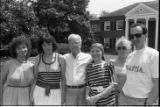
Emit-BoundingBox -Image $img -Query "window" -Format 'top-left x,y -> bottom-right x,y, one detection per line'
91,24 -> 100,32
104,21 -> 110,31
116,20 -> 123,30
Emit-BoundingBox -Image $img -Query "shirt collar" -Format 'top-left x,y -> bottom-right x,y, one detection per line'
71,52 -> 82,59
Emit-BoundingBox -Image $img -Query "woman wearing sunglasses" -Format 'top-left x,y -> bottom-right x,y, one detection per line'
110,36 -> 132,104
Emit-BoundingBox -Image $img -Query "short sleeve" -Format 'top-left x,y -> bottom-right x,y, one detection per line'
150,52 -> 159,78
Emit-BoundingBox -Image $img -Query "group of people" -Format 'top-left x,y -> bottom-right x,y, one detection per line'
0,23 -> 159,106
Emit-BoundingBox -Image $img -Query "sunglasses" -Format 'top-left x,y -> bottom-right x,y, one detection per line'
117,46 -> 127,50
129,33 -> 142,39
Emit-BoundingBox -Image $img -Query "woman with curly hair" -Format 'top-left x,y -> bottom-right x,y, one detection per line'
1,36 -> 35,105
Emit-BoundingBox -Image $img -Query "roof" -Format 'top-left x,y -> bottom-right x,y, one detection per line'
101,0 -> 159,17
90,18 -> 100,21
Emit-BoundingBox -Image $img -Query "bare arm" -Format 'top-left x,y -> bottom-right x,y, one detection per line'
93,83 -> 117,100
94,63 -> 118,99
85,70 -> 90,105
146,78 -> 159,105
0,61 -> 9,105
59,55 -> 66,105
28,55 -> 40,105
86,86 -> 90,98
29,65 -> 37,105
87,63 -> 118,105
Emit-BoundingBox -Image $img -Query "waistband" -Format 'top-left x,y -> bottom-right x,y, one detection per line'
7,84 -> 30,88
121,91 -> 147,100
36,81 -> 60,89
66,84 -> 86,88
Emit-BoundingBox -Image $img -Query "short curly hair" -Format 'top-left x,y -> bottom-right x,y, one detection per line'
9,35 -> 32,59
37,35 -> 57,54
115,36 -> 132,50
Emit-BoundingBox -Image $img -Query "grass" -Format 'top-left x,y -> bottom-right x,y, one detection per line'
104,54 -> 117,62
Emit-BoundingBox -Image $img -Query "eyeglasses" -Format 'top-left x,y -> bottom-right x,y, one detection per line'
117,46 -> 127,50
129,33 -> 142,39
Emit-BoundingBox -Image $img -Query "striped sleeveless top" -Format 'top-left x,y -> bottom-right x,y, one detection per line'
86,61 -> 117,105
36,53 -> 61,87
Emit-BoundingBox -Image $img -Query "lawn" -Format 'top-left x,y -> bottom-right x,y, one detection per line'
104,54 -> 117,62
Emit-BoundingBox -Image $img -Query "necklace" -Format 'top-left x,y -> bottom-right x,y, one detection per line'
42,53 -> 56,65
42,53 -> 57,96
92,60 -> 105,67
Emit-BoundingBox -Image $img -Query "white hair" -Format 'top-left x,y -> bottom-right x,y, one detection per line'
68,34 -> 82,42
115,36 -> 131,50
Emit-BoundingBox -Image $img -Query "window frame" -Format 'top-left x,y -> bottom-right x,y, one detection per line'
116,20 -> 124,30
104,21 -> 111,31
91,24 -> 100,32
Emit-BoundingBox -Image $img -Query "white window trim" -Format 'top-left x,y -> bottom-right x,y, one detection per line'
104,21 -> 110,31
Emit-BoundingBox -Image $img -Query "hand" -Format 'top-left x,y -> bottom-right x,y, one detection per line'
61,98 -> 65,105
30,97 -> 35,105
61,94 -> 66,105
86,96 -> 98,105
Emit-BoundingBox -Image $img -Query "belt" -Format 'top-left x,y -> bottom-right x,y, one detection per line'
36,81 -> 60,89
8,84 -> 30,88
66,84 -> 86,88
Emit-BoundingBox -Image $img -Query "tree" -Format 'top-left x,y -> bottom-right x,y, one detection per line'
0,0 -> 39,47
32,0 -> 94,51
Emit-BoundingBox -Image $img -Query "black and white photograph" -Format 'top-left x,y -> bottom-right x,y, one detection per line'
0,0 -> 159,106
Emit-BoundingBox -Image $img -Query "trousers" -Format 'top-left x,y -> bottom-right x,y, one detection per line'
118,91 -> 147,106
65,87 -> 86,105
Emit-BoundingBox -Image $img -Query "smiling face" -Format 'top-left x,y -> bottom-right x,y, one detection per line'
90,46 -> 103,62
130,26 -> 146,49
16,43 -> 28,58
42,42 -> 53,54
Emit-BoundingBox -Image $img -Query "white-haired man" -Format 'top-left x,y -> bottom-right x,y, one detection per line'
63,34 -> 92,105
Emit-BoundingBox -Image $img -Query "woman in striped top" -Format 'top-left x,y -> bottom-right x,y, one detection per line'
86,43 -> 118,106
31,35 -> 66,105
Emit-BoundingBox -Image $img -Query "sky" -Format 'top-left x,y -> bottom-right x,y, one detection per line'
87,0 -> 156,16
